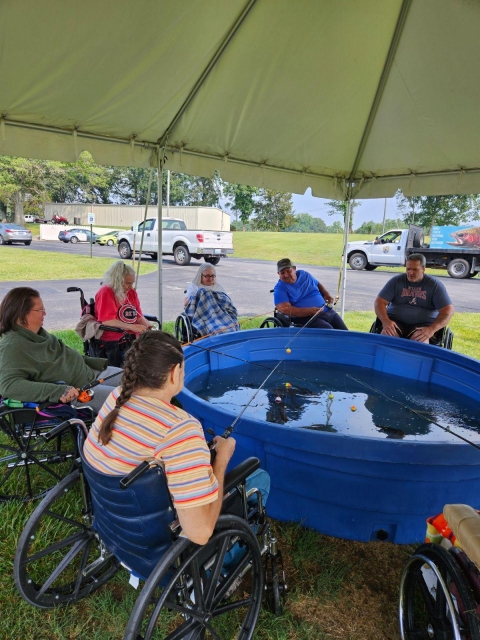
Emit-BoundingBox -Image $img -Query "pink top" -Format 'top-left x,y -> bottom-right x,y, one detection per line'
95,285 -> 144,341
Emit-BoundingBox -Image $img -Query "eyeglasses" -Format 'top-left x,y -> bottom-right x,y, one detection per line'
31,308 -> 46,313
202,274 -> 216,279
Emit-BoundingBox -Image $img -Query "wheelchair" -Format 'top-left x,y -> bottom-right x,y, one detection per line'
68,286 -> 159,365
399,504 -> 480,639
259,289 -> 302,329
175,312 -> 202,344
0,401 -> 93,502
369,318 -> 454,349
14,420 -> 286,638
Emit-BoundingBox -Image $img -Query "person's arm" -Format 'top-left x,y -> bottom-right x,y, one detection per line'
318,283 -> 333,304
374,296 -> 400,336
0,368 -> 73,404
99,318 -> 149,333
175,437 -> 235,545
275,301 -> 325,317
410,304 -> 454,342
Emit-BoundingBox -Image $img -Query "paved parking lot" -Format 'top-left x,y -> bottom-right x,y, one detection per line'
1,240 -> 479,330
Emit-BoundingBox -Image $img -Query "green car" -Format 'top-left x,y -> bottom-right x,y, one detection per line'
96,230 -> 119,246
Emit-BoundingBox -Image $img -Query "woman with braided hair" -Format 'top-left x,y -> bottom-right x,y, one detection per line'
83,330 -> 237,545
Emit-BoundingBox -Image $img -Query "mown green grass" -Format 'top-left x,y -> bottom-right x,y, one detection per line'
232,232 -> 370,267
0,246 -> 157,281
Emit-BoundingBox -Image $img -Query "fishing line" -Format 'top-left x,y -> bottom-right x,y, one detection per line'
186,332 -> 322,389
346,374 -> 480,452
217,306 -> 328,439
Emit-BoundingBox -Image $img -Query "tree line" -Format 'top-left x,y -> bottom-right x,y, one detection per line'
1,153 -> 479,232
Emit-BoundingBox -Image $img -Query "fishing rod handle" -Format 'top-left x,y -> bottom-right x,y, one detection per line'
208,426 -> 233,464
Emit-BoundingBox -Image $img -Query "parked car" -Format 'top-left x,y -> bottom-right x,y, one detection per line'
96,230 -> 119,246
58,228 -> 97,244
24,214 -> 42,223
0,223 -> 33,245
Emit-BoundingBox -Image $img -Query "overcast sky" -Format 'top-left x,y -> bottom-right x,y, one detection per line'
292,190 -> 400,228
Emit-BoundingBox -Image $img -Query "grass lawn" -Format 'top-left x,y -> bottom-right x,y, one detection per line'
0,246 -> 157,281
232,231 -> 368,267
1,316 -> 478,639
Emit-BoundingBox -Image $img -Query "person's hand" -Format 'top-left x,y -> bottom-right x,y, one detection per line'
59,386 -> 79,403
410,326 -> 434,343
213,436 -> 236,464
381,319 -> 400,337
129,323 -> 149,334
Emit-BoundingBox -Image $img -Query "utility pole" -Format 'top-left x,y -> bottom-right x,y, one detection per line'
382,198 -> 387,234
166,170 -> 170,217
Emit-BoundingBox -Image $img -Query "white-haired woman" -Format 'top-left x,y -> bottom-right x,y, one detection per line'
94,261 -> 152,366
184,263 -> 226,306
183,263 -> 239,336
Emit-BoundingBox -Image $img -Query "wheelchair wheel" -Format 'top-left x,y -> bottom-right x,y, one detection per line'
399,543 -> 480,640
14,469 -> 120,609
124,514 -> 264,640
265,551 -> 286,617
0,409 -> 77,502
260,317 -> 284,329
175,314 -> 193,344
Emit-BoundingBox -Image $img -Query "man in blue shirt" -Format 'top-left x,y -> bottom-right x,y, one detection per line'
274,258 -> 348,330
374,253 -> 454,343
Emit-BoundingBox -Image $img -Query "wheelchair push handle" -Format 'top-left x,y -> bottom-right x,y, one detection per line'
119,460 -> 150,489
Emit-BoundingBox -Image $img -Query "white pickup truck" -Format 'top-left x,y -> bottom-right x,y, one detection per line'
347,224 -> 480,278
117,217 -> 234,266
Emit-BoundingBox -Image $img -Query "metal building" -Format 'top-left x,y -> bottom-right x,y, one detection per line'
43,203 -> 230,231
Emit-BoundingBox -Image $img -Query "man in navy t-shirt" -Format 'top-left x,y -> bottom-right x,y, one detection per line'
374,253 -> 454,343
273,258 -> 348,330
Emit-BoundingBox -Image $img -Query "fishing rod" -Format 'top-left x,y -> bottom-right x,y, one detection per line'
186,341 -> 318,388
76,371 -> 123,403
209,306 -> 328,455
346,374 -> 480,452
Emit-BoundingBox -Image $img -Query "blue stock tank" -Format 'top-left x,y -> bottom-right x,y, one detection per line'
177,329 -> 480,544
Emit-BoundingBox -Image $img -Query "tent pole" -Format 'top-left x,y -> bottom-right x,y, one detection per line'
338,199 -> 351,319
157,156 -> 163,327
135,167 -> 154,288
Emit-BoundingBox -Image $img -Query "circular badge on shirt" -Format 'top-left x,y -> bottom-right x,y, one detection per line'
118,303 -> 138,323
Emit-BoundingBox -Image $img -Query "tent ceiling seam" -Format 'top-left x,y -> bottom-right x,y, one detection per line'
347,0 -> 413,197
156,0 -> 258,148
4,118 -> 480,186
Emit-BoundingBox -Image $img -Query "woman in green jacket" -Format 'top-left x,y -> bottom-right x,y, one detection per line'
0,287 -> 122,413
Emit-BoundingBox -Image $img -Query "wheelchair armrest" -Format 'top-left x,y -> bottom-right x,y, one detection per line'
144,314 -> 159,323
98,325 -> 126,334
224,457 -> 260,495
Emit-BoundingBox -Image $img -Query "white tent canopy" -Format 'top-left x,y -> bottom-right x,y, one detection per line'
2,0 -> 480,201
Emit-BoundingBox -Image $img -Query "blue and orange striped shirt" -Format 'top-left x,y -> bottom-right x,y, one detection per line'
83,389 -> 219,509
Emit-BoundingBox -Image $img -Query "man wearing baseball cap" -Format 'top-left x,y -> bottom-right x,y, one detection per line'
274,258 -> 348,330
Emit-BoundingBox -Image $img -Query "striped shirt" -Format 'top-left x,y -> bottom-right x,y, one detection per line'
83,389 -> 218,509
